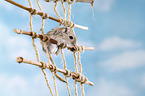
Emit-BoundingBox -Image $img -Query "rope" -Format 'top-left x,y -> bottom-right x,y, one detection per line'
78,52 -> 85,96
73,52 -> 78,96
61,0 -> 66,20
37,0 -> 45,34
68,4 -> 71,21
37,0 -> 42,11
61,49 -> 71,96
68,0 -> 76,21
52,72 -> 58,96
28,1 -> 54,96
54,1 -> 61,19
28,0 -> 32,8
60,19 -> 75,28
42,69 -> 54,96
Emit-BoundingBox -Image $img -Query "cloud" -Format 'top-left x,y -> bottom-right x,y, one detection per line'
0,74 -> 27,96
88,78 -> 133,96
0,73 -> 67,96
99,50 -> 145,71
98,37 -> 141,51
94,0 -> 115,11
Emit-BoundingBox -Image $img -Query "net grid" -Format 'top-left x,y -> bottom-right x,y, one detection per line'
5,0 -> 94,96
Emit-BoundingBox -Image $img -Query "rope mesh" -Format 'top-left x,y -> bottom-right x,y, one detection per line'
5,0 -> 95,96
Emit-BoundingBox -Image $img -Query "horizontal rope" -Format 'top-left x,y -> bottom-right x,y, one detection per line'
16,57 -> 94,86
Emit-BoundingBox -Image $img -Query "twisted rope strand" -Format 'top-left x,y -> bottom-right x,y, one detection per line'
68,4 -> 71,21
54,2 -> 61,19
37,0 -> 42,11
61,49 -> 71,96
61,0 -> 66,20
28,1 -> 54,96
73,52 -> 78,96
78,52 -> 85,96
42,69 -> 54,96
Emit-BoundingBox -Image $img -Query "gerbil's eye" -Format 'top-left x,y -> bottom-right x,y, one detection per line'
69,36 -> 73,40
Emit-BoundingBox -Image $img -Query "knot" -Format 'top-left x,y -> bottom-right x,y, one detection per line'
42,13 -> 49,19
68,0 -> 76,4
59,43 -> 67,49
77,45 -> 85,52
63,69 -> 71,77
39,34 -> 50,42
49,64 -> 56,72
53,0 -> 59,3
72,72 -> 87,84
40,62 -> 47,69
60,19 -> 75,28
30,9 -> 38,15
44,0 -> 50,2
30,32 -> 39,39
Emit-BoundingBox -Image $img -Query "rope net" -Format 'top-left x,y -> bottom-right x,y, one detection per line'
5,0 -> 94,96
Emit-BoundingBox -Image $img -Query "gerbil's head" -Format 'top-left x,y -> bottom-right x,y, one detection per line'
62,27 -> 77,47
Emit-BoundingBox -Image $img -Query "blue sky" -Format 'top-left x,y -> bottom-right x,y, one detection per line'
0,0 -> 145,96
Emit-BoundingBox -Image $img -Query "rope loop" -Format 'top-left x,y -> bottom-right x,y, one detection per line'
30,32 -> 39,39
60,19 -> 75,28
59,43 -> 67,49
30,8 -> 38,15
77,45 -> 85,52
43,13 -> 49,19
63,69 -> 71,77
68,0 -> 76,4
40,62 -> 48,69
49,64 -> 57,72
72,72 -> 87,84
53,0 -> 59,3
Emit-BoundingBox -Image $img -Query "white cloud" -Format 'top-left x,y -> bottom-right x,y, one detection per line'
98,37 -> 141,51
94,0 -> 115,11
0,74 -> 27,96
88,78 -> 134,96
0,73 -> 67,96
99,50 -> 145,71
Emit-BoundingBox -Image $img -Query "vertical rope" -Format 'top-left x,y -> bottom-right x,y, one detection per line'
73,52 -> 78,96
61,49 -> 71,96
78,52 -> 85,96
68,4 -> 71,21
42,69 -> 54,96
61,0 -> 66,20
52,72 -> 58,96
27,1 -> 54,96
37,0 -> 42,11
54,2 -> 61,19
47,52 -> 58,96
36,0 -> 45,34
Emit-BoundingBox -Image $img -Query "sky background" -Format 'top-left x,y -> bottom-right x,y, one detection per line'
0,0 -> 145,96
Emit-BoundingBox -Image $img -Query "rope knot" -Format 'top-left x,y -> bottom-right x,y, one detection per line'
43,13 -> 49,19
68,0 -> 76,4
72,72 -> 88,84
30,8 -> 38,15
39,34 -> 50,42
59,43 -> 67,49
67,0 -> 76,4
40,62 -> 48,69
30,32 -> 39,39
60,19 -> 75,28
49,64 -> 56,72
77,45 -> 85,52
63,69 -> 71,77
